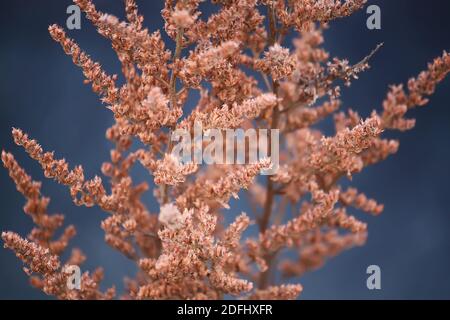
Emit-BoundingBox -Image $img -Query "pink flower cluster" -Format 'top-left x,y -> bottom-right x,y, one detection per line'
2,0 -> 450,300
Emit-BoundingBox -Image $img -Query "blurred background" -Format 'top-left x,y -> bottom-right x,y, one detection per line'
0,0 -> 449,299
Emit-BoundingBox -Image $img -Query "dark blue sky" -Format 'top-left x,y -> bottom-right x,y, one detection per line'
1,0 -> 449,299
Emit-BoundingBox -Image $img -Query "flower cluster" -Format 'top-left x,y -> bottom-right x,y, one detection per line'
2,0 -> 450,300
1,152 -> 114,299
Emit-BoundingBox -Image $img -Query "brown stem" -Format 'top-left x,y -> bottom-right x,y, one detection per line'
258,252 -> 277,289
259,81 -> 279,233
258,4 -> 280,289
161,27 -> 184,204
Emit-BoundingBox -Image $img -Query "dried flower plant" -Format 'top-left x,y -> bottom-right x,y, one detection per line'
2,0 -> 450,300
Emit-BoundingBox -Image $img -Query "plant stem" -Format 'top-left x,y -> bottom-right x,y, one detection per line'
161,27 -> 184,204
258,4 -> 279,289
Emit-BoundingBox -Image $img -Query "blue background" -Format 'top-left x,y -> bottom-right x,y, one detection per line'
0,0 -> 449,299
